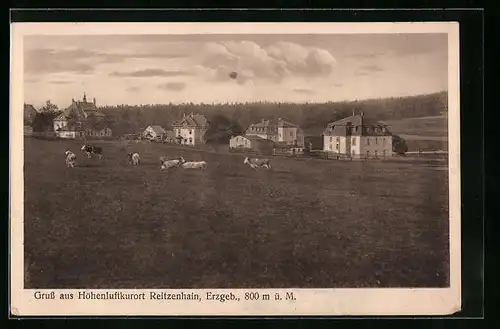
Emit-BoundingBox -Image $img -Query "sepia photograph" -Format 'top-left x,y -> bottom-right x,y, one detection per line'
10,22 -> 461,316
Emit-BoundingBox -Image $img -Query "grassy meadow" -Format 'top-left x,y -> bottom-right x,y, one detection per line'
23,137 -> 450,289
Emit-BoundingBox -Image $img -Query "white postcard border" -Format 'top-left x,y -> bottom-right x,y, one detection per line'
10,22 -> 461,316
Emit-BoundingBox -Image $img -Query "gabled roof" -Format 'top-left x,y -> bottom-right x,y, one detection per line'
172,113 -> 208,127
55,97 -> 105,121
277,119 -> 298,128
323,114 -> 392,137
233,135 -> 275,144
146,125 -> 167,134
247,118 -> 301,134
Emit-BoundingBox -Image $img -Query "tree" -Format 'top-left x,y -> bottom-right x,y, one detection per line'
392,134 -> 408,155
205,114 -> 243,143
40,100 -> 59,114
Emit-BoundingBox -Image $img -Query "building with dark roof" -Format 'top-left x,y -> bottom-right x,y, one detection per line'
143,125 -> 167,140
246,118 -> 304,147
229,135 -> 275,154
172,113 -> 209,146
53,93 -> 111,139
323,110 -> 393,158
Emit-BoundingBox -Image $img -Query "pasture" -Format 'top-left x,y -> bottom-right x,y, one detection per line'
23,138 -> 450,289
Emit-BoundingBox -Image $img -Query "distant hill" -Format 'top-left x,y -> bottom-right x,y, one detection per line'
99,91 -> 448,137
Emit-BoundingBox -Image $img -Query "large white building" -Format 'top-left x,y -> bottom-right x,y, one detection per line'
172,113 -> 209,146
323,111 -> 393,158
246,118 -> 304,147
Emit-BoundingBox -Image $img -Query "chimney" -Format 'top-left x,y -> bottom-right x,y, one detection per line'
93,97 -> 96,106
72,98 -> 75,103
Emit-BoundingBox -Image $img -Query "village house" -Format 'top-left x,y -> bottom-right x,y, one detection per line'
246,118 -> 305,146
53,93 -> 112,139
229,135 -> 275,155
323,110 -> 393,158
143,125 -> 167,141
23,103 -> 37,135
171,113 -> 209,146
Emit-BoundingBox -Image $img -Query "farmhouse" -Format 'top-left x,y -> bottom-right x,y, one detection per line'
246,118 -> 305,147
229,135 -> 275,154
323,110 -> 393,158
53,93 -> 112,139
24,103 -> 37,135
172,113 -> 209,146
143,125 -> 167,141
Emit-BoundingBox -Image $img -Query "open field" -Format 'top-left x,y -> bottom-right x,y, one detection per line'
23,138 -> 449,289
382,116 -> 448,152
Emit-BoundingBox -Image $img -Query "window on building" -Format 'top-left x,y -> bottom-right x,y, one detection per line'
336,137 -> 340,142
352,137 -> 356,146
383,138 -> 386,145
375,138 -> 378,144
336,144 -> 339,150
383,150 -> 387,157
367,138 -> 370,145
189,130 -> 192,135
366,150 -> 370,157
329,144 -> 332,150
189,138 -> 192,144
290,131 -> 293,137
352,150 -> 356,156
375,150 -> 378,157
330,136 -> 333,142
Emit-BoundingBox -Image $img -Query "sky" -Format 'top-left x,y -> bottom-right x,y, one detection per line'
23,33 -> 448,108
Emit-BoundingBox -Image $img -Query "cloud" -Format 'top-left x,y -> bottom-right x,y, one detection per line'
50,80 -> 73,85
110,69 -> 193,78
358,65 -> 385,73
350,51 -> 386,60
126,86 -> 140,92
158,82 -> 186,91
293,88 -> 315,95
24,48 -> 96,75
198,40 -> 337,84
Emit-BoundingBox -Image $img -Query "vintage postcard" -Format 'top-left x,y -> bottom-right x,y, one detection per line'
10,22 -> 461,316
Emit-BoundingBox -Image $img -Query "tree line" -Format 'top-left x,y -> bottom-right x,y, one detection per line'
28,91 -> 446,153
97,91 -> 447,137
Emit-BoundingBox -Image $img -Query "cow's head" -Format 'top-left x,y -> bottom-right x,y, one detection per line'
65,151 -> 71,156
244,157 -> 249,164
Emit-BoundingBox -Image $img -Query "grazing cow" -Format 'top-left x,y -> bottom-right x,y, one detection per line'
65,150 -> 76,168
160,157 -> 185,170
81,144 -> 103,159
128,152 -> 140,165
244,157 -> 271,169
181,161 -> 207,170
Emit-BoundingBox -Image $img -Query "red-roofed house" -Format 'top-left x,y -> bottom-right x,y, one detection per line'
323,110 -> 393,158
172,113 -> 209,146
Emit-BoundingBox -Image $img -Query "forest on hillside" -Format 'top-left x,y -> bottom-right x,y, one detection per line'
99,91 -> 448,137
